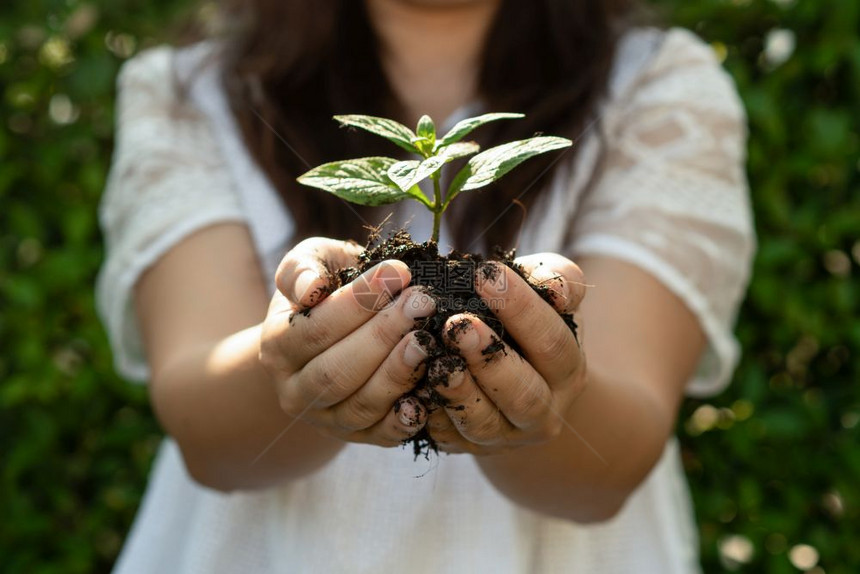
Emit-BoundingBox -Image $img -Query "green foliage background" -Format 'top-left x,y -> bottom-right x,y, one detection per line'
1,1 -> 857,572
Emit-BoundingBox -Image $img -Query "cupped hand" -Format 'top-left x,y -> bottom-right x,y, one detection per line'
426,254 -> 587,454
259,237 -> 437,447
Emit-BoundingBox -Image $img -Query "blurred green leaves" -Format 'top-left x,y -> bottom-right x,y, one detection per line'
659,0 -> 860,572
0,1 -> 192,572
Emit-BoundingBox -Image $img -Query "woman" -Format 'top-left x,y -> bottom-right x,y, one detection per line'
97,0 -> 755,571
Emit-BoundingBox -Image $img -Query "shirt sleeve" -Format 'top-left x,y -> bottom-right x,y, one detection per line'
567,28 -> 757,397
95,46 -> 247,383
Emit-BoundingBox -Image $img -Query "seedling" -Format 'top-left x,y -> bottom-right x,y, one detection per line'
296,113 -> 576,457
297,113 -> 572,244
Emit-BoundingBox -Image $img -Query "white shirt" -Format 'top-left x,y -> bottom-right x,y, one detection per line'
96,27 -> 755,574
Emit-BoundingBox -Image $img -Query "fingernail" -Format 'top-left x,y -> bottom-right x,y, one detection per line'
403,289 -> 436,319
475,261 -> 506,295
397,397 -> 424,426
353,261 -> 409,312
370,260 -> 409,293
403,337 -> 429,368
449,318 -> 480,351
447,368 -> 465,389
531,265 -> 566,300
294,269 -> 320,302
530,264 -> 556,283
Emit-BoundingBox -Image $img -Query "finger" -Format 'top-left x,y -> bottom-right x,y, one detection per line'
288,287 -> 436,407
427,354 -> 514,446
352,396 -> 428,447
443,314 -> 563,438
425,407 -> 511,456
329,331 -> 434,432
474,261 -> 582,385
259,291 -> 300,375
275,237 -> 364,308
425,408 -> 469,454
512,253 -> 587,314
276,260 -> 413,369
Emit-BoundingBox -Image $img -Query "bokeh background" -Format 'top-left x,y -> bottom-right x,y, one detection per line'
1,0 -> 858,572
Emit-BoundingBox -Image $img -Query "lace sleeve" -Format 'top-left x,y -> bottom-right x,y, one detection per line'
568,29 -> 756,397
95,46 -> 247,382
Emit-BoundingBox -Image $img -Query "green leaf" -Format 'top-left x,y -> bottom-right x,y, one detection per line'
434,112 -> 525,150
413,116 -> 437,157
446,136 -> 572,202
297,157 -> 410,206
333,115 -> 419,154
388,156 -> 449,193
416,115 -> 436,142
438,141 -> 480,160
387,141 -> 479,204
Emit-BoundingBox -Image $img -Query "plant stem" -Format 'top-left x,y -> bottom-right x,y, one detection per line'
431,174 -> 443,243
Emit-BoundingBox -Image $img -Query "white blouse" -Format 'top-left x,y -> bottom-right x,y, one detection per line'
97,27 -> 755,574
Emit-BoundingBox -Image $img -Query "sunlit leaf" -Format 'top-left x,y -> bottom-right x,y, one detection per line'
438,141 -> 479,160
434,112 -> 524,150
333,115 -> 419,153
388,156 -> 449,193
447,136 -> 571,201
297,157 -> 409,206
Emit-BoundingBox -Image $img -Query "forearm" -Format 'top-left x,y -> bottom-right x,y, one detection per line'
150,323 -> 344,492
476,366 -> 677,523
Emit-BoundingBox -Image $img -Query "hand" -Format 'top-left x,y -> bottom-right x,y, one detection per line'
426,254 -> 587,455
259,237 -> 437,447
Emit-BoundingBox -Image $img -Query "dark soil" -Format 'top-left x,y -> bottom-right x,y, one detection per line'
333,229 -> 578,458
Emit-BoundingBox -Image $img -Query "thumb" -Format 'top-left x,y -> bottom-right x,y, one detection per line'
513,252 -> 587,314
276,237 -> 364,309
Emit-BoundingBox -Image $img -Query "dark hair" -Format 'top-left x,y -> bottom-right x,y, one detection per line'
211,0 -> 640,252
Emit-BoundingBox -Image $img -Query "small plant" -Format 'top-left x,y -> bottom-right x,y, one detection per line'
297,113 -> 572,243
296,113 -> 575,456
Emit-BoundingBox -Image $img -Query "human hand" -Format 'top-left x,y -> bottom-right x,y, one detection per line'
425,254 -> 587,454
259,237 -> 437,447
